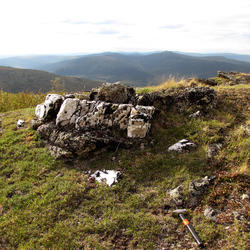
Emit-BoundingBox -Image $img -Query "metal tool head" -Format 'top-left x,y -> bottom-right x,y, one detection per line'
172,209 -> 187,216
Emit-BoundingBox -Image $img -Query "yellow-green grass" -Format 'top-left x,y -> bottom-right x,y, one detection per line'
136,78 -> 190,94
0,90 -> 46,113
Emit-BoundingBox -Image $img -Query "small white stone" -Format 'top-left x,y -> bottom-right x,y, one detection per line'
91,170 -> 121,186
168,139 -> 196,153
17,119 -> 25,128
241,194 -> 249,200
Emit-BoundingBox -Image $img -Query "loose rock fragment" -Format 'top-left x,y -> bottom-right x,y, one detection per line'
233,211 -> 245,221
189,110 -> 202,119
168,139 -> 197,153
206,143 -> 223,161
204,207 -> 221,222
17,119 -> 25,128
241,194 -> 249,200
189,176 -> 215,197
48,145 -> 74,159
168,185 -> 184,206
90,170 -> 122,186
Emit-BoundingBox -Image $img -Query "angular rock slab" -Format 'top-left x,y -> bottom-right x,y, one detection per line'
35,94 -> 64,120
56,98 -> 80,126
168,139 -> 197,153
54,99 -> 155,138
90,170 -> 122,186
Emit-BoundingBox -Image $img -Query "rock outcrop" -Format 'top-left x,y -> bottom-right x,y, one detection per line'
90,82 -> 136,104
33,83 -> 218,159
33,85 -> 155,159
192,71 -> 250,86
137,86 -> 217,113
217,71 -> 250,85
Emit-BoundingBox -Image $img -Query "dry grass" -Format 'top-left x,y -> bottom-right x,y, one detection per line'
0,90 -> 46,113
136,77 -> 196,94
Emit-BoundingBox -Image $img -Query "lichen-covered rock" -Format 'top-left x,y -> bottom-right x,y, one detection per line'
90,82 -> 136,104
30,119 -> 44,130
34,88 -> 155,159
36,122 -> 57,139
127,105 -> 154,138
48,145 -> 74,159
168,139 -> 197,153
127,118 -> 151,138
137,86 -> 217,113
204,207 -> 221,222
168,185 -> 184,206
35,94 -> 64,121
217,71 -> 250,85
206,143 -> 223,161
56,98 -> 80,126
189,176 -> 215,197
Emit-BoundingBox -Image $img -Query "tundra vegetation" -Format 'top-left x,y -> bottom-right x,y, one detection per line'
0,73 -> 249,249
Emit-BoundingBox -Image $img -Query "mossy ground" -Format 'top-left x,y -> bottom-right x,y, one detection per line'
0,86 -> 249,249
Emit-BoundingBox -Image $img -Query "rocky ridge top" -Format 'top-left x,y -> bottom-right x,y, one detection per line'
33,83 -> 217,159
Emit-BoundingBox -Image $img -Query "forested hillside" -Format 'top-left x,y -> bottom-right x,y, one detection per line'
0,66 -> 101,93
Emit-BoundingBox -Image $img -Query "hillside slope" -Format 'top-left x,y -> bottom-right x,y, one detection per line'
0,66 -> 101,93
0,80 -> 249,249
41,51 -> 250,85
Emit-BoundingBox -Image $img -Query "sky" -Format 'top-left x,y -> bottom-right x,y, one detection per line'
0,0 -> 250,56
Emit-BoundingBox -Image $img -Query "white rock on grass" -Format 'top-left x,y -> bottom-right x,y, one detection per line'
168,139 -> 197,153
91,170 -> 121,186
17,119 -> 25,128
168,185 -> 184,206
189,110 -> 202,119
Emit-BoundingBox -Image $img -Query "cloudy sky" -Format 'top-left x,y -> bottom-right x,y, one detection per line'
1,0 -> 250,56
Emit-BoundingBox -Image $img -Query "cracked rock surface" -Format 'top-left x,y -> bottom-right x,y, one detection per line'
33,85 -> 155,159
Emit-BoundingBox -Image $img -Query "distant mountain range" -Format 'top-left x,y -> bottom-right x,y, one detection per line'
39,51 -> 250,85
0,55 -> 79,70
175,52 -> 250,63
0,51 -> 250,91
0,66 -> 101,93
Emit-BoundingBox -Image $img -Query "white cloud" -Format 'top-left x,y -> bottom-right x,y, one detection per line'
0,0 -> 250,55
